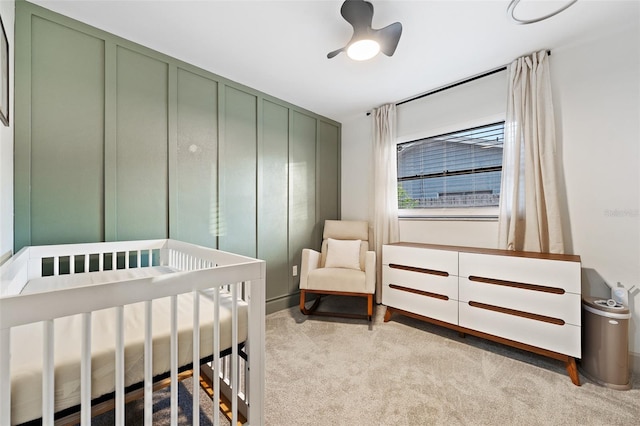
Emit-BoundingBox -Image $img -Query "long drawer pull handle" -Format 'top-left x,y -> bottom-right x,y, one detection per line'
468,301 -> 565,325
388,284 -> 449,301
389,264 -> 449,277
468,275 -> 565,295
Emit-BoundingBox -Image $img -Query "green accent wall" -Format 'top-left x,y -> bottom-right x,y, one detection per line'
14,1 -> 341,312
219,86 -> 258,258
115,47 -> 169,240
175,69 -> 219,248
29,15 -> 105,245
259,100 -> 290,302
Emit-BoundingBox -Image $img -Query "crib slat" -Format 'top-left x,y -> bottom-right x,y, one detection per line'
192,290 -> 200,426
231,283 -> 239,426
170,295 -> 178,426
137,250 -> 142,269
81,312 -> 92,425
213,287 -> 220,426
115,305 -> 125,425
240,282 -> 249,408
43,319 -> 55,426
248,275 -> 266,424
0,328 -> 10,426
144,300 -> 153,426
2,240 -> 265,425
125,251 -> 130,269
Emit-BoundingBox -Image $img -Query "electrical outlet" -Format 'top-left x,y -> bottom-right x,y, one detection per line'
293,265 -> 298,276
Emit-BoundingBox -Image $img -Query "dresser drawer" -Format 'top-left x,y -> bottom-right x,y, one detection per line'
459,301 -> 581,358
384,283 -> 458,325
383,265 -> 458,300
459,277 -> 581,326
383,245 -> 458,275
459,252 -> 581,294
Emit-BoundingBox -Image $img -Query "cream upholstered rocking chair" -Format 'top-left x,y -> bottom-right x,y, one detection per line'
299,220 -> 376,321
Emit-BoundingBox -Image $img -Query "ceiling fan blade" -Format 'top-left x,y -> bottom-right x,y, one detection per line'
327,47 -> 345,59
340,0 -> 374,33
376,21 -> 403,56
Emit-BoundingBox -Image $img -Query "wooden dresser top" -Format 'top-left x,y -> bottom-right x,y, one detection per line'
387,242 -> 581,263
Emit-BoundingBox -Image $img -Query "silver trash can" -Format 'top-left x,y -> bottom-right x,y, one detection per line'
581,296 -> 632,390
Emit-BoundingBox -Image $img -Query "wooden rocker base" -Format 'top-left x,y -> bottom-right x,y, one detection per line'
300,289 -> 373,322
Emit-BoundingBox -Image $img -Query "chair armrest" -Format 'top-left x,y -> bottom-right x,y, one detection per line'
299,248 -> 321,289
364,250 -> 376,294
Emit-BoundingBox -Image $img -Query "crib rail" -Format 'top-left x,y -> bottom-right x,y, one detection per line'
0,239 -> 266,426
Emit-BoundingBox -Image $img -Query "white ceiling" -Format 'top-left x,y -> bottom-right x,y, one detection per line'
29,0 -> 638,123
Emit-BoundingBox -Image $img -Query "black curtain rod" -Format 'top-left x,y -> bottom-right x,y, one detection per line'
395,66 -> 506,108
367,50 -> 550,116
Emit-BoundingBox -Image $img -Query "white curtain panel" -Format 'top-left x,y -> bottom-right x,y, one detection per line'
498,50 -> 565,254
372,104 -> 400,302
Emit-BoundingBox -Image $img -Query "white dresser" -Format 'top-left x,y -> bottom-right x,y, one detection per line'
382,242 -> 582,385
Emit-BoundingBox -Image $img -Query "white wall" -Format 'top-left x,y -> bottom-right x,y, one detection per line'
341,16 -> 640,362
551,21 -> 640,365
0,0 -> 14,262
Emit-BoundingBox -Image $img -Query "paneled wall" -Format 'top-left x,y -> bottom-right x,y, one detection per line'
14,1 -> 340,312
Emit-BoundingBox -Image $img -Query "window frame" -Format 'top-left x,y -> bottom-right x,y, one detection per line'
396,116 -> 505,220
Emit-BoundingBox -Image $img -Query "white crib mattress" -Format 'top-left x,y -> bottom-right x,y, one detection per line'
10,267 -> 248,425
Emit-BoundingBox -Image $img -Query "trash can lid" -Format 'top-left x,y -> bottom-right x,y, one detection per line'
583,296 -> 631,318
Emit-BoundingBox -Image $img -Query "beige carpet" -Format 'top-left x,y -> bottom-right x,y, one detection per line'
92,377 -> 228,425
265,296 -> 639,425
95,296 -> 639,424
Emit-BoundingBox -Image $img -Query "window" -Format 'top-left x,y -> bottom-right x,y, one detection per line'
397,122 -> 504,216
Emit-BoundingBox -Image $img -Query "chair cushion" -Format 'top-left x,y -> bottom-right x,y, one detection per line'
306,268 -> 370,293
324,238 -> 362,270
323,220 -> 369,241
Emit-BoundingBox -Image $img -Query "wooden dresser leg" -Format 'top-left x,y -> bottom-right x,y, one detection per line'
383,307 -> 393,322
566,357 -> 581,386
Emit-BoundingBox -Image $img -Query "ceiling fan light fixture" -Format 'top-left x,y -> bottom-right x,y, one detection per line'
347,39 -> 380,61
327,0 -> 402,60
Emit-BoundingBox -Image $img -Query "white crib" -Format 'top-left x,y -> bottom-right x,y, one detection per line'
0,239 -> 266,425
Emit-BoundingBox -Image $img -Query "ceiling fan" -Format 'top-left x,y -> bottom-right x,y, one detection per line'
327,0 -> 403,61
